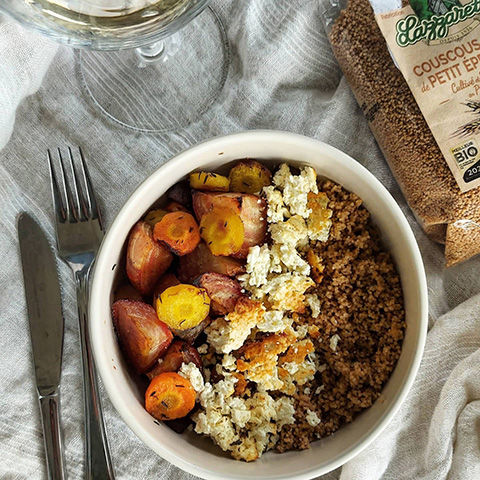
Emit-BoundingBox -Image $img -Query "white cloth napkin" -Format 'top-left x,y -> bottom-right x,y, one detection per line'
0,19 -> 58,150
1,1 -> 479,479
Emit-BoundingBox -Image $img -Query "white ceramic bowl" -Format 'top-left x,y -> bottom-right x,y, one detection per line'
90,130 -> 428,480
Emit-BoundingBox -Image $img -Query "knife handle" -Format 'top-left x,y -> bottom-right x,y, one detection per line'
39,392 -> 67,480
76,271 -> 115,480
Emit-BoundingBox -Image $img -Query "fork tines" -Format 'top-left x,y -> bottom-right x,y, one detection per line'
47,147 -> 102,227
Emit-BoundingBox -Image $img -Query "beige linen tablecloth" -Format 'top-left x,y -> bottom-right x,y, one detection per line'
1,0 -> 479,478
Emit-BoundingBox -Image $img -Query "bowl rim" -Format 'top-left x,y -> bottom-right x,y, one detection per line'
89,130 -> 428,480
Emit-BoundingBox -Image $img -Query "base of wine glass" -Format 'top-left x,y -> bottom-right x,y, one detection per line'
77,6 -> 229,133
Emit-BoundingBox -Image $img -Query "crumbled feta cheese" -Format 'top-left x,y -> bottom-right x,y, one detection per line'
178,362 -> 205,397
304,387 -> 311,395
282,362 -> 300,375
222,354 -> 237,371
271,243 -> 310,276
330,334 -> 341,352
279,359 -> 316,395
257,310 -> 292,333
315,385 -> 325,395
307,351 -> 327,373
305,293 -> 321,318
206,300 -> 265,354
260,273 -> 314,312
246,367 -> 284,391
194,380 -> 295,462
197,344 -> 208,354
305,409 -> 321,427
229,399 -> 251,428
215,376 -> 237,398
282,166 -> 319,218
294,324 -> 309,339
263,186 -> 289,223
237,331 -> 295,391
241,245 -> 271,288
307,192 -> 332,242
272,163 -> 291,189
269,215 -> 308,248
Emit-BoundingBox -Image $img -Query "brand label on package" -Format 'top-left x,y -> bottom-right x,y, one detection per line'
375,0 -> 480,192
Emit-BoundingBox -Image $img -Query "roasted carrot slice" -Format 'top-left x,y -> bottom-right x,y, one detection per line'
228,160 -> 272,194
156,284 -> 210,330
199,207 -> 245,256
153,212 -> 200,256
190,171 -> 230,192
143,209 -> 168,227
145,372 -> 196,421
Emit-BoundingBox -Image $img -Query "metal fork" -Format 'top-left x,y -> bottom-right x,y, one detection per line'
48,147 -> 115,480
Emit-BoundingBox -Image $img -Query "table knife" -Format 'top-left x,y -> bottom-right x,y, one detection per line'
17,212 -> 67,480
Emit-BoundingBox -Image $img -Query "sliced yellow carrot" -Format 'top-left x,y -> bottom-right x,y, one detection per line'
190,171 -> 230,192
228,160 -> 272,194
156,284 -> 210,330
199,206 -> 245,256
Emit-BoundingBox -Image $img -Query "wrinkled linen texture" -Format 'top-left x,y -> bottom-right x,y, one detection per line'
1,0 -> 479,479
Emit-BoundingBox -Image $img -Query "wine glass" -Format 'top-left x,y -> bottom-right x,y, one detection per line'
0,1 -> 230,132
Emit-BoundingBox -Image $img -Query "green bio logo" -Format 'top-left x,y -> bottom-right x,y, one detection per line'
396,0 -> 480,46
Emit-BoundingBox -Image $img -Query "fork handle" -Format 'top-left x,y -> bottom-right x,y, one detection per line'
39,392 -> 67,480
76,270 -> 115,480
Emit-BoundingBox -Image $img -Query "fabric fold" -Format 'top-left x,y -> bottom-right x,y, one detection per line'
0,16 -> 58,150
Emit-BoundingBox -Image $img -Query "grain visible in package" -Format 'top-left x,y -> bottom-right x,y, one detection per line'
327,0 -> 480,266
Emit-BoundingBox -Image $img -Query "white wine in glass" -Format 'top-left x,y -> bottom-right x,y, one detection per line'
3,0 -> 229,131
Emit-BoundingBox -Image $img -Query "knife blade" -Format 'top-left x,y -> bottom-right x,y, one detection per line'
17,212 -> 67,480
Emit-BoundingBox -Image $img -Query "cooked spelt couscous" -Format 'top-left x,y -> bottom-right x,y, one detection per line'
276,180 -> 405,451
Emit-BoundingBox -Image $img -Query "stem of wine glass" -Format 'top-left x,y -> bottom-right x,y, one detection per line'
135,33 -> 182,66
136,41 -> 165,63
